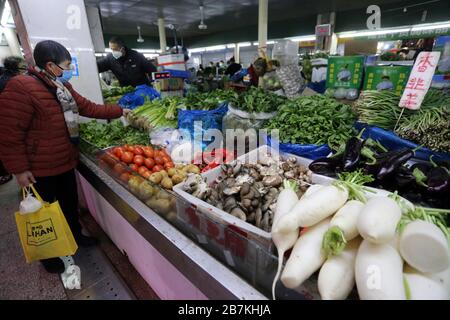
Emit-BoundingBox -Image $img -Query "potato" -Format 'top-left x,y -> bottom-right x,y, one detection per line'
167,168 -> 177,177
149,172 -> 163,184
175,164 -> 185,170
138,183 -> 155,201
171,174 -> 185,185
161,177 -> 173,190
160,170 -> 169,178
146,198 -> 171,215
157,190 -> 172,200
186,164 -> 200,174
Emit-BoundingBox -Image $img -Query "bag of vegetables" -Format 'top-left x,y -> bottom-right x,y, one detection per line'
177,103 -> 229,147
222,104 -> 277,147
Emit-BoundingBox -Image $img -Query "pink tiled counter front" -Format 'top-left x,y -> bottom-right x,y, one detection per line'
77,173 -> 207,300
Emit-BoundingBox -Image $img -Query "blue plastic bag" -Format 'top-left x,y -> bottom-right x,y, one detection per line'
118,85 -> 160,109
178,103 -> 229,149
355,122 -> 450,161
231,68 -> 249,82
265,135 -> 332,160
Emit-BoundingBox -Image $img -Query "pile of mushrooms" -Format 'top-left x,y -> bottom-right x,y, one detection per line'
182,153 -> 312,232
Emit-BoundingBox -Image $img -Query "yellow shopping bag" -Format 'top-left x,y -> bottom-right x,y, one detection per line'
15,185 -> 78,263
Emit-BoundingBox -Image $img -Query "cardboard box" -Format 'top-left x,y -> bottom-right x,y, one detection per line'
157,54 -> 186,71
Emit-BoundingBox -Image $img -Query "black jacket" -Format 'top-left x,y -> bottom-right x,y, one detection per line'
225,63 -> 242,77
97,48 -> 157,87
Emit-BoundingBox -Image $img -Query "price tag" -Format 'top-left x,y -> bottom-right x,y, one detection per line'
152,72 -> 171,80
315,24 -> 331,37
399,51 -> 441,110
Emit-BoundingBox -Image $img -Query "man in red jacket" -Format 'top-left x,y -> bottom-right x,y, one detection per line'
0,40 -> 128,274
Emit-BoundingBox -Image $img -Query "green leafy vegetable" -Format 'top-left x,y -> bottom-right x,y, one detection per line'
80,120 -> 149,148
264,95 -> 357,149
229,87 -> 286,113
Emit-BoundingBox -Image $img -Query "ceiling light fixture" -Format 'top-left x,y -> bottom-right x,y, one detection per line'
198,6 -> 207,30
137,26 -> 144,43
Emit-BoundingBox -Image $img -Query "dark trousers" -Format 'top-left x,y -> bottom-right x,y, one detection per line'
34,169 -> 82,238
0,160 -> 8,176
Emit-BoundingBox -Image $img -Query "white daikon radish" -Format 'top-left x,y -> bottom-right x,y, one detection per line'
318,237 -> 361,300
271,180 -> 300,300
387,233 -> 401,252
423,268 -> 450,294
399,220 -> 450,273
300,184 -> 324,200
357,197 -> 402,244
322,200 -> 364,256
404,264 -> 450,290
355,239 -> 405,300
274,185 -> 348,233
404,273 -> 449,300
404,264 -> 450,299
281,218 -> 330,289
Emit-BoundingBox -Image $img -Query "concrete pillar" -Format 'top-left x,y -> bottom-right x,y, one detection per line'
158,18 -> 167,53
11,0 -> 104,104
3,27 -> 21,56
258,0 -> 268,56
86,6 -> 105,53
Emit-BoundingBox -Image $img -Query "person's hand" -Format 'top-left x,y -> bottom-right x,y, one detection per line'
15,171 -> 36,188
122,108 -> 131,117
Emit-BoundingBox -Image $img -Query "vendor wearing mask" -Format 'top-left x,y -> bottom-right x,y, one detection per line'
97,36 -> 157,87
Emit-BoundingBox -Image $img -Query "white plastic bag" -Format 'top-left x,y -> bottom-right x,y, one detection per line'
19,187 -> 42,215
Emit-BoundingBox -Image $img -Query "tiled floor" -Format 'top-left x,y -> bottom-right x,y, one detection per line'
0,177 -> 158,300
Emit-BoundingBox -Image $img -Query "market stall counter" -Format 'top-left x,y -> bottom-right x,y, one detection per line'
77,140 -> 322,300
77,149 -> 264,299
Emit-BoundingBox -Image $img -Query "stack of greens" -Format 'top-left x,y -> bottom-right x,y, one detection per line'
126,97 -> 180,131
229,87 -> 286,114
102,85 -> 135,104
264,95 -> 357,148
355,89 -> 450,153
80,120 -> 149,148
182,89 -> 238,110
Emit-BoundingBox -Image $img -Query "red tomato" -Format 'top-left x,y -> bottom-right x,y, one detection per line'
144,158 -> 155,170
152,165 -> 164,173
114,147 -> 125,158
162,156 -> 171,164
138,166 -> 149,176
119,172 -> 130,183
142,171 -> 152,179
129,163 -> 139,172
113,163 -> 126,175
154,156 -> 164,165
159,149 -> 170,157
99,159 -> 109,170
125,144 -> 135,153
143,149 -> 154,159
121,151 -> 134,164
101,152 -> 116,167
134,147 -> 144,156
133,155 -> 145,166
164,162 -> 174,170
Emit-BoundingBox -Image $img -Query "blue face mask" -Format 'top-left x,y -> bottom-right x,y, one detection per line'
57,69 -> 73,83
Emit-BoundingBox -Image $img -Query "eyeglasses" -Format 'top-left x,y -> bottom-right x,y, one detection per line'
55,63 -> 74,71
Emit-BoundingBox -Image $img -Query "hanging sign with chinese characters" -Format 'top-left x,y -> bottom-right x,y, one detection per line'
399,51 -> 441,110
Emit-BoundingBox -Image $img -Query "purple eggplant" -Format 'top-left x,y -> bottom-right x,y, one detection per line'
309,156 -> 341,177
341,137 -> 364,171
426,166 -> 450,194
376,148 -> 414,181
